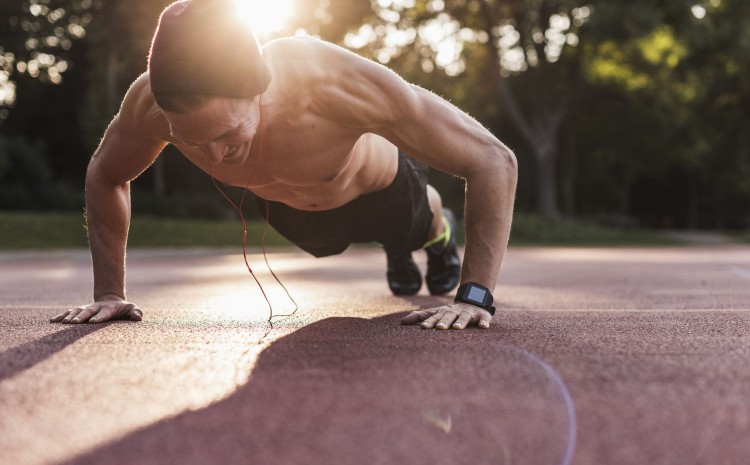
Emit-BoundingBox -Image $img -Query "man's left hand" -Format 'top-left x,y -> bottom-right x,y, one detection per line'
401,302 -> 492,330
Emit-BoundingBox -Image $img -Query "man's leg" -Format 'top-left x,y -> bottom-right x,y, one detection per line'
423,185 -> 462,295
385,248 -> 423,295
379,151 -> 459,296
425,185 -> 445,240
257,197 -> 352,258
386,184 -> 460,296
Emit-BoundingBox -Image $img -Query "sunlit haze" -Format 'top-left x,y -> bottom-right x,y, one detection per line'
233,0 -> 294,37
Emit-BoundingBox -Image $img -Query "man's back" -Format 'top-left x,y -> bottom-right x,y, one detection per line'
124,37 -> 401,211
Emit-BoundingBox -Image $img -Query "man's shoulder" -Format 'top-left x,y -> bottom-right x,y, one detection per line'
262,35 -> 328,56
263,36 -> 365,79
118,73 -> 168,136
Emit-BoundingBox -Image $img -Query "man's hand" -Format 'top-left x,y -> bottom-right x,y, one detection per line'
401,302 -> 492,330
50,298 -> 143,324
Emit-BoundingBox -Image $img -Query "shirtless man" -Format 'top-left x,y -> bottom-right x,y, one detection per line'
50,0 -> 517,330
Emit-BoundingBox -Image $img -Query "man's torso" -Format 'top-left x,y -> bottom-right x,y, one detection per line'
152,37 -> 399,212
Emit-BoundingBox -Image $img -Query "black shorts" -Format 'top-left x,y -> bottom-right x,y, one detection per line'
256,151 -> 433,258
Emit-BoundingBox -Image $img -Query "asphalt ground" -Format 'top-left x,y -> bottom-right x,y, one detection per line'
1,245 -> 749,465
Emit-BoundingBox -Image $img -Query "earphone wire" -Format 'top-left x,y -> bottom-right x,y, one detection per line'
262,198 -> 299,319
205,93 -> 298,345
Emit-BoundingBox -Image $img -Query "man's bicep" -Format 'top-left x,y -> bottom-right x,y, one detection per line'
88,115 -> 167,186
376,84 -> 506,177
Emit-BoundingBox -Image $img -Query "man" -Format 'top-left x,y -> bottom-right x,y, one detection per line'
51,0 -> 517,330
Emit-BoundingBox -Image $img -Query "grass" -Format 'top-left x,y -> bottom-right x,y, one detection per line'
733,231 -> 750,244
0,211 -> 292,249
0,210 -> 711,250
507,214 -> 682,246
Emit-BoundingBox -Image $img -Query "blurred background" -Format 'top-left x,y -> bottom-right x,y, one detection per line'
0,0 -> 748,248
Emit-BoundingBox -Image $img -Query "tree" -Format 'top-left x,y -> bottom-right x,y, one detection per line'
579,0 -> 750,227
343,0 -> 595,218
0,0 -> 97,120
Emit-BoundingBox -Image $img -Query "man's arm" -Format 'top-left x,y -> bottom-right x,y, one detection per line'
51,73 -> 168,324
309,40 -> 518,328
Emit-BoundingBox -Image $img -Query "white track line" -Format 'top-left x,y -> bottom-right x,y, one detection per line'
728,266 -> 750,282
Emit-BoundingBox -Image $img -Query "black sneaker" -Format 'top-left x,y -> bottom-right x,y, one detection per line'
426,208 -> 461,295
385,248 -> 422,295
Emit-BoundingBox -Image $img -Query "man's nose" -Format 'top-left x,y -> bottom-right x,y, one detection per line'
201,142 -> 228,164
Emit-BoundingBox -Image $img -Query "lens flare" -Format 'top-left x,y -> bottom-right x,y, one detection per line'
233,0 -> 294,37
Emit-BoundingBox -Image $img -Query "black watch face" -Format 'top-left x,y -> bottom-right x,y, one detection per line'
466,285 -> 487,305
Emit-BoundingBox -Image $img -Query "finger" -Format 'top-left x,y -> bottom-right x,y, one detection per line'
62,307 -> 86,324
421,311 -> 446,329
88,303 -> 142,323
87,304 -> 120,324
70,305 -> 102,324
478,310 -> 493,329
435,312 -> 460,330
126,305 -> 143,322
401,310 -> 436,325
452,312 -> 473,330
50,309 -> 73,323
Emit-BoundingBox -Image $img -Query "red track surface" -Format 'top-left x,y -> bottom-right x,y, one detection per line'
1,246 -> 749,465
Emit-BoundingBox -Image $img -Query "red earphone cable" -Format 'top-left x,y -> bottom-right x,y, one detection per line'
207,94 -> 298,342
262,198 -> 298,319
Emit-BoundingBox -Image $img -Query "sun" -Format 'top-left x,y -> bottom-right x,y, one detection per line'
233,0 -> 294,38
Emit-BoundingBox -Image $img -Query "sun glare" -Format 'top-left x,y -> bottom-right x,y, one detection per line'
233,0 -> 294,38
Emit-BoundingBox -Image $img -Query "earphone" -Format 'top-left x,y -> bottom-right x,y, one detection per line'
207,94 -> 298,343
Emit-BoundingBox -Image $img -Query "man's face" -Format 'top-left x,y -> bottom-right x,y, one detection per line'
164,95 -> 261,166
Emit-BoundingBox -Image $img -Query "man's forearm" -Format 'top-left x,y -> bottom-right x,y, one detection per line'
85,173 -> 131,301
460,147 -> 518,292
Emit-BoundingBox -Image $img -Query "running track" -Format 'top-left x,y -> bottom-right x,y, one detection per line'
1,246 -> 749,465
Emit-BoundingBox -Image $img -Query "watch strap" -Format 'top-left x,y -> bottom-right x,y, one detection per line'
454,282 -> 496,315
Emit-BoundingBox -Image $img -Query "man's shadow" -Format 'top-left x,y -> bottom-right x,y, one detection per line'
63,314 -> 575,465
0,324 -> 111,383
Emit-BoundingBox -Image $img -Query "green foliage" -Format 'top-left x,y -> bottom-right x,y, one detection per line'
0,211 -> 88,248
0,0 -> 97,112
127,216 -> 292,248
509,214 -> 681,246
79,1 -> 174,149
0,210 -> 689,249
1,0 -> 749,230
579,0 -> 750,227
0,135 -> 84,209
584,25 -> 695,106
0,134 -> 50,181
0,211 -> 293,249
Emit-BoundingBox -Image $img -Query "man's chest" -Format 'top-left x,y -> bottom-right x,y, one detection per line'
261,114 -> 363,182
180,112 -> 364,188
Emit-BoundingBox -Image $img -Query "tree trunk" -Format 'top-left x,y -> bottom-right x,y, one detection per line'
477,2 -> 571,219
561,133 -> 577,218
619,167 -> 632,217
536,144 -> 559,219
619,184 -> 630,218
152,156 -> 166,199
687,178 -> 699,229
105,44 -> 118,117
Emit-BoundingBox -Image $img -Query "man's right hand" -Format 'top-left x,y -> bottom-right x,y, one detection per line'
50,299 -> 143,324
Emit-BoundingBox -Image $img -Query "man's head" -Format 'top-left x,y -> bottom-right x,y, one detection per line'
148,0 -> 270,111
148,0 -> 270,163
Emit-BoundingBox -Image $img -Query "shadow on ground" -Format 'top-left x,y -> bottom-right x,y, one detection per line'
0,324 -> 111,383
61,314 -> 576,465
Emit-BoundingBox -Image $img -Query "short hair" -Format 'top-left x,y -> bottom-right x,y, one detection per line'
152,92 -> 211,114
148,1 -> 270,101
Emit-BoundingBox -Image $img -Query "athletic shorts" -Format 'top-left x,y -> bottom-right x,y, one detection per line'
255,150 -> 433,258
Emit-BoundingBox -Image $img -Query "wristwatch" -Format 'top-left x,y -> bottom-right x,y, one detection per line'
454,282 -> 496,315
